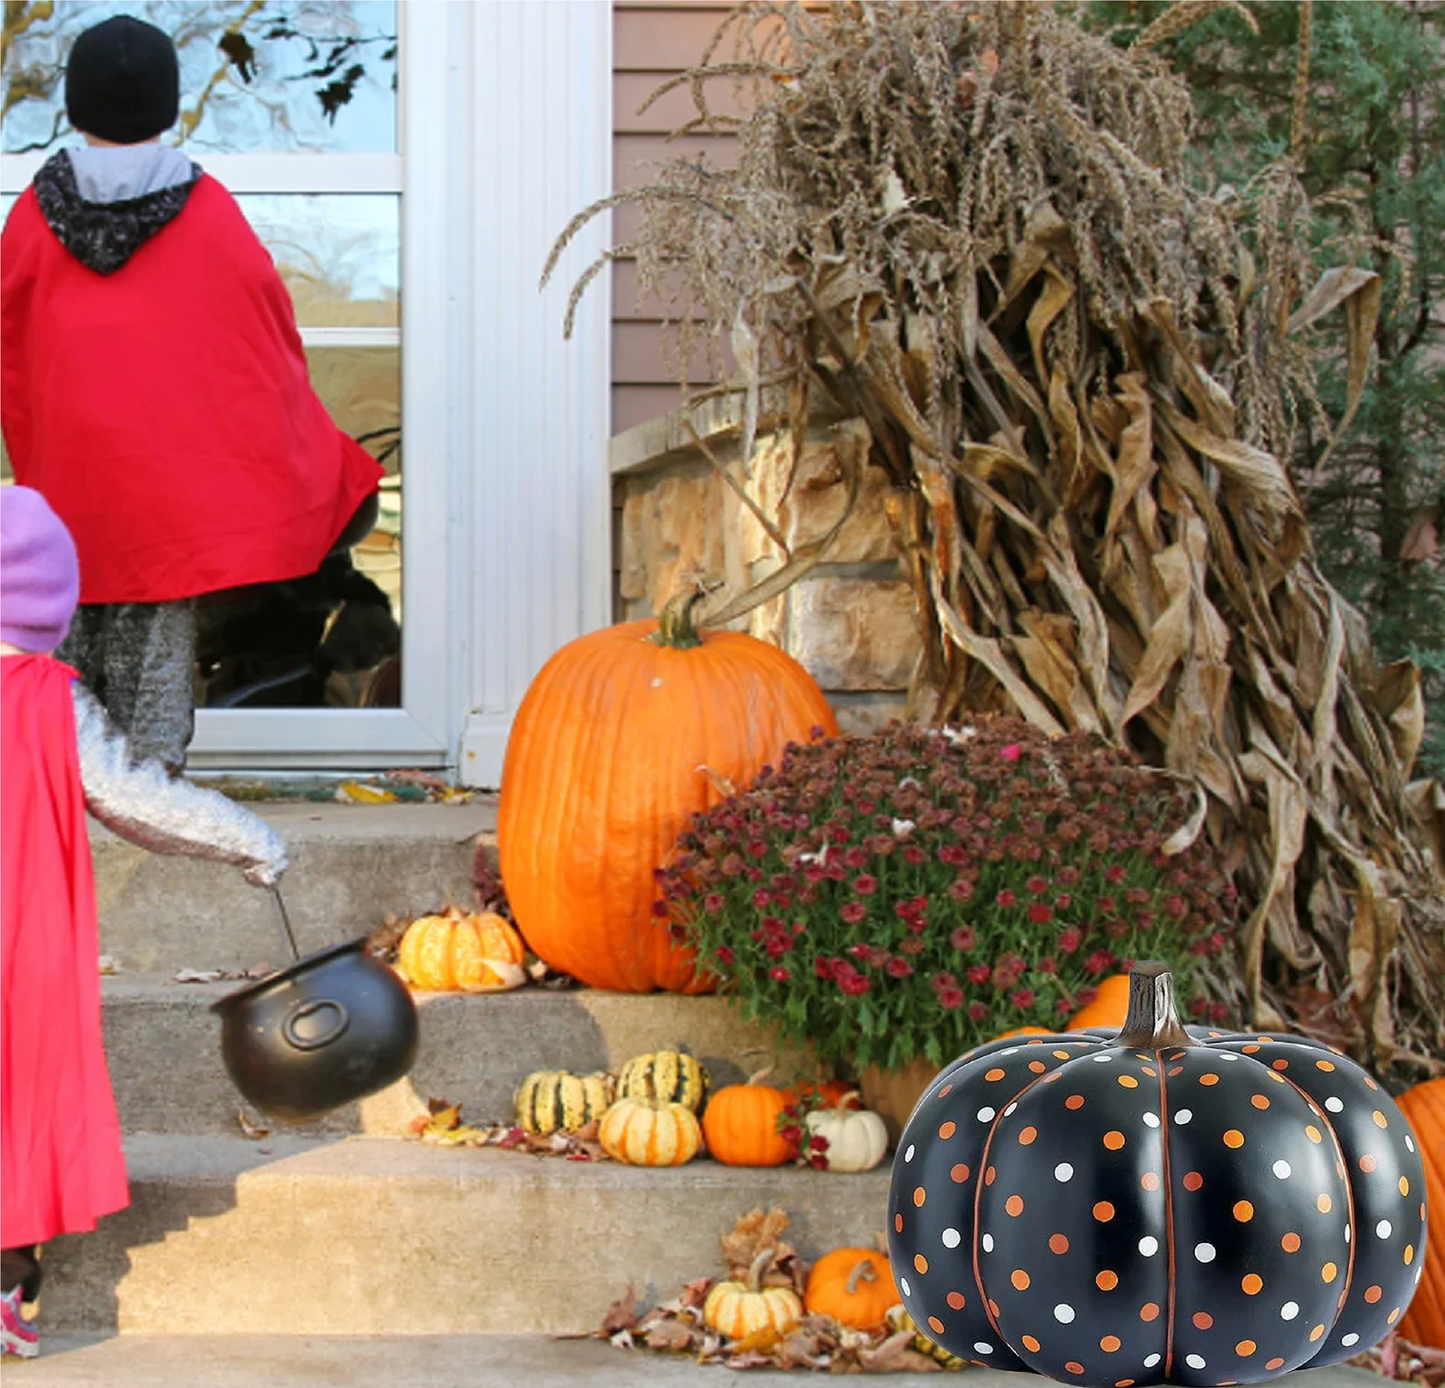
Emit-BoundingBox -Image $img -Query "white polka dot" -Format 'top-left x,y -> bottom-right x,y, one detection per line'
941,1228 -> 961,1249
1280,1302 -> 1299,1321
1002,1048 -> 1020,1056
1055,1162 -> 1074,1182
977,1107 -> 996,1123
1144,1354 -> 1161,1369
1143,1112 -> 1160,1128
904,1144 -> 915,1162
1376,1220 -> 1393,1239
900,1276 -> 911,1297
1186,1354 -> 1207,1370
1324,1096 -> 1344,1113
1406,1134 -> 1415,1153
1092,1053 -> 1112,1063
1174,1108 -> 1193,1125
1003,1102 -> 1018,1116
1345,1225 -> 1351,1243
1194,1242 -> 1216,1263
1273,1160 -> 1292,1179
1138,1236 -> 1159,1256
975,1343 -> 994,1355
1054,1304 -> 1076,1324
1220,1052 -> 1239,1061
1342,1334 -> 1360,1347
982,1233 -> 994,1253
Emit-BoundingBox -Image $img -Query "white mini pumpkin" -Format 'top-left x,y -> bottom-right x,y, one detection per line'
805,1091 -> 888,1171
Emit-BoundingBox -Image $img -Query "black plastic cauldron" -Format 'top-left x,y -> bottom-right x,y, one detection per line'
212,937 -> 418,1123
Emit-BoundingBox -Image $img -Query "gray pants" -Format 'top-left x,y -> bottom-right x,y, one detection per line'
56,600 -> 197,773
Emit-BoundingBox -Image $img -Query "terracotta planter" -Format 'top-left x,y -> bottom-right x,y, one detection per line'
858,1058 -> 941,1146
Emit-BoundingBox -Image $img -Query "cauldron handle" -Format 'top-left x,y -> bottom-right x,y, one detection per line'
270,885 -> 303,963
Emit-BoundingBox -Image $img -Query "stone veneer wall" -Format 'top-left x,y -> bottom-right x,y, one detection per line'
611,403 -> 926,734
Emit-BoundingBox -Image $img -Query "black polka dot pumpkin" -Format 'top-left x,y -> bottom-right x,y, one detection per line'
887,963 -> 1427,1388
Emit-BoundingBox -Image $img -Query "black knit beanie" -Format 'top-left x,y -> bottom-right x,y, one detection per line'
65,15 -> 180,145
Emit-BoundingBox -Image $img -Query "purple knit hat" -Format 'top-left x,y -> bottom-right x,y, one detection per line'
1,486 -> 80,653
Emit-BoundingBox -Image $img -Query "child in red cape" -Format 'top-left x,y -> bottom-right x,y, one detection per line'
0,487 -> 288,1359
0,14 -> 383,771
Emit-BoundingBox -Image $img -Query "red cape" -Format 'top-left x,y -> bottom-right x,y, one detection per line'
1,175 -> 381,603
1,655 -> 129,1245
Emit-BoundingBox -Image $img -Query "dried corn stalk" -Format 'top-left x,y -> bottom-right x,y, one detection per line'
544,2 -> 1443,1076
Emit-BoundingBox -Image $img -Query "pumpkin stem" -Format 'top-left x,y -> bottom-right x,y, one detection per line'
846,1259 -> 879,1297
652,588 -> 707,649
1114,962 -> 1192,1049
836,1090 -> 862,1113
746,1064 -> 777,1087
745,1248 -> 776,1294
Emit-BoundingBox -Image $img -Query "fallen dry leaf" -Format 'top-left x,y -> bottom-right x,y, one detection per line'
236,1109 -> 270,1140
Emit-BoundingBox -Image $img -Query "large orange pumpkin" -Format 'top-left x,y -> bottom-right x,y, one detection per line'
498,591 -> 838,992
1398,1078 -> 1443,1349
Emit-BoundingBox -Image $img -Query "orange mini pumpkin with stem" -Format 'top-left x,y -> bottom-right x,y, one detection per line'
499,590 -> 837,993
804,1249 -> 900,1330
702,1066 -> 796,1167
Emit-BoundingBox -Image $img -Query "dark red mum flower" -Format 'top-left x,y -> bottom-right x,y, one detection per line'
769,966 -> 791,982
1010,988 -> 1036,1010
714,946 -> 735,966
996,889 -> 1018,908
840,902 -> 867,925
839,973 -> 871,997
967,964 -> 991,985
886,957 -> 914,978
938,986 -> 965,1009
969,1002 -> 988,1022
852,875 -> 879,897
1027,902 -> 1054,925
950,926 -> 977,952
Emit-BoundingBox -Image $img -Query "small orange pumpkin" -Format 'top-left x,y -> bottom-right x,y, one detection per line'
396,907 -> 526,993
803,1249 -> 900,1330
1397,1077 -> 1443,1349
1067,973 -> 1131,1030
702,1067 -> 796,1167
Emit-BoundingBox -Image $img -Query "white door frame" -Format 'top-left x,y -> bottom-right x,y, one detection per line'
2,0 -> 614,781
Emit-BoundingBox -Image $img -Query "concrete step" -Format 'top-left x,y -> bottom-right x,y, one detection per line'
102,977 -> 811,1136
38,1135 -> 891,1335
92,801 -> 496,973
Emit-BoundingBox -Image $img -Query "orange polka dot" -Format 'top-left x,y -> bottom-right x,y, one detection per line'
1223,1129 -> 1245,1149
893,1211 -> 904,1232
1399,1176 -> 1410,1196
1116,1380 -> 1135,1387
985,1068 -> 1006,1082
1364,1286 -> 1382,1304
1066,1363 -> 1086,1376
1405,1245 -> 1415,1266
1388,1308 -> 1400,1325
1093,1201 -> 1115,1222
950,1163 -> 971,1183
1101,1336 -> 1121,1353
1366,1077 -> 1379,1090
1316,1060 -> 1336,1072
1251,1094 -> 1271,1110
1242,1274 -> 1263,1295
939,1121 -> 957,1139
928,1316 -> 945,1335
1065,1095 -> 1085,1110
1118,1075 -> 1139,1089
1183,1171 -> 1204,1191
1373,1110 -> 1388,1128
1012,1270 -> 1031,1291
986,1166 -> 997,1185
1322,1263 -> 1337,1283
1282,1232 -> 1301,1252
1140,1303 -> 1160,1322
1305,1125 -> 1323,1144
1200,1073 -> 1220,1086
1266,1358 -> 1286,1371
915,1254 -> 929,1274
1309,1325 -> 1325,1343
1005,1195 -> 1024,1217
1053,1050 -> 1071,1060
1022,1335 -> 1041,1354
1243,1045 -> 1261,1055
1029,1060 -> 1047,1074
1019,1126 -> 1038,1146
1097,1270 -> 1119,1291
1104,1130 -> 1126,1150
1317,1194 -> 1333,1213
1142,1066 -> 1157,1077
1234,1200 -> 1254,1222
1141,1172 -> 1160,1191
1237,1341 -> 1257,1357
1272,1058 -> 1289,1071
988,1299 -> 1000,1318
1168,1065 -> 1184,1076
1194,1312 -> 1214,1330
938,1084 -> 953,1097
913,1187 -> 927,1207
1050,1234 -> 1070,1254
1360,1153 -> 1377,1173
947,1291 -> 967,1310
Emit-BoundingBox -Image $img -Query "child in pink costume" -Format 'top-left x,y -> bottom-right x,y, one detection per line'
0,486 -> 287,1358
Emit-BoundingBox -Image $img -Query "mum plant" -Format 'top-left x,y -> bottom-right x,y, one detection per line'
657,717 -> 1235,1074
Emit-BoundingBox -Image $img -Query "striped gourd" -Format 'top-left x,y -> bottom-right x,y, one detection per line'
597,1097 -> 702,1166
616,1049 -> 710,1113
886,1307 -> 966,1369
515,1070 -> 615,1135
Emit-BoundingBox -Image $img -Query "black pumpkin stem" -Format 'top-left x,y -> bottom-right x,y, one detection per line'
652,588 -> 706,649
1115,962 -> 1193,1049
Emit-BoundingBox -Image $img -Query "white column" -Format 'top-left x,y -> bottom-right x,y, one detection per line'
456,0 -> 614,787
